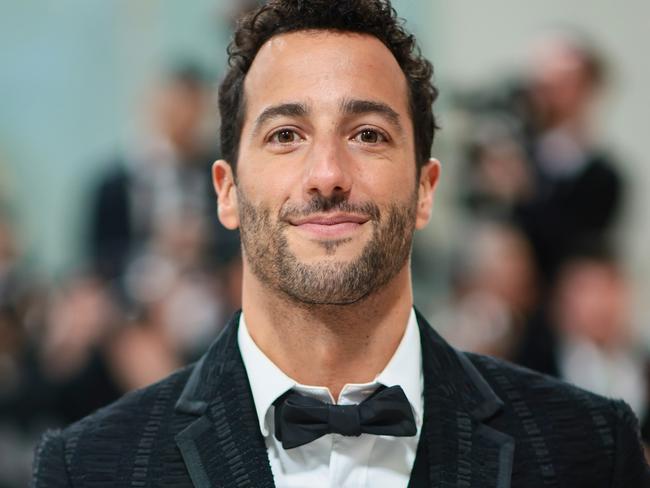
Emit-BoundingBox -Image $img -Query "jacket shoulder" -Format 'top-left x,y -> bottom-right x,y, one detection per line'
466,351 -> 620,414
64,362 -> 193,438
464,352 -> 649,486
33,364 -> 196,487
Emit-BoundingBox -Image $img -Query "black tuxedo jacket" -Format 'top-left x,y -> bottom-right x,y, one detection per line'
32,311 -> 649,487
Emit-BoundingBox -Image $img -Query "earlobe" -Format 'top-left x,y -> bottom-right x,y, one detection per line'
415,158 -> 441,230
212,160 -> 240,230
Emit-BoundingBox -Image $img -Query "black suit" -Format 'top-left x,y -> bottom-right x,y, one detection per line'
32,311 -> 649,487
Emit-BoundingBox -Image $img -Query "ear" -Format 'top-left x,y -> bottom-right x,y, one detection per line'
212,160 -> 240,230
415,158 -> 441,230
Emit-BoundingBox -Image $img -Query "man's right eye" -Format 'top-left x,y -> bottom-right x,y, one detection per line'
270,129 -> 299,144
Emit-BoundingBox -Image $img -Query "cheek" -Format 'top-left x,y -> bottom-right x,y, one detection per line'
357,162 -> 416,202
236,163 -> 300,213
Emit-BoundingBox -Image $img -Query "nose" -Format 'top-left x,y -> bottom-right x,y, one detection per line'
302,138 -> 352,201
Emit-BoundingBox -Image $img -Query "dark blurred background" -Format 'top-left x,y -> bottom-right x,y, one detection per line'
1,0 -> 649,485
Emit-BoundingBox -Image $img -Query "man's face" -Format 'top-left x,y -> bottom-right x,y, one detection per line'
215,31 -> 437,304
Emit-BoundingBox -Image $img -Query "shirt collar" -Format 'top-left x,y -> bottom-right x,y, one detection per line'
237,308 -> 423,437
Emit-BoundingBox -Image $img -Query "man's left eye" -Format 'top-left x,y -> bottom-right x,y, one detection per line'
353,129 -> 386,144
270,129 -> 300,144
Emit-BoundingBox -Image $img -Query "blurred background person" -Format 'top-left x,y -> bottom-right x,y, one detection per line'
446,33 -> 632,401
86,62 -> 243,368
517,248 -> 650,447
120,207 -> 235,365
87,63 -> 240,291
456,33 -> 624,289
435,222 -> 539,360
517,34 -> 624,285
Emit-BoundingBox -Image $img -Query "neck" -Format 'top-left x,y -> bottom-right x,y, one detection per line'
242,264 -> 414,400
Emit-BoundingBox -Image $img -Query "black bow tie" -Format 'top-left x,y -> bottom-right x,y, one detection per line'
273,385 -> 417,449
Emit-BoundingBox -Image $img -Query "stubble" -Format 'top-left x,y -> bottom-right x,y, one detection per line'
237,188 -> 417,305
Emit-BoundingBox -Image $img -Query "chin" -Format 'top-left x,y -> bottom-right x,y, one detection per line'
291,237 -> 366,260
282,286 -> 372,307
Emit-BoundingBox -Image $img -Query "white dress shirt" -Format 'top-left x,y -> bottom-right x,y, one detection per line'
237,309 -> 424,488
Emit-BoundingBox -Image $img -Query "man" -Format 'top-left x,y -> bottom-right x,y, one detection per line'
33,1 -> 648,487
517,34 -> 623,285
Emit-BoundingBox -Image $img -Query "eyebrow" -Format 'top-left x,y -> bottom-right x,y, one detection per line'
340,98 -> 403,134
251,98 -> 404,137
252,102 -> 309,136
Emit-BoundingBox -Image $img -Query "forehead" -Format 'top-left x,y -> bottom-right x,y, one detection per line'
242,30 -> 410,120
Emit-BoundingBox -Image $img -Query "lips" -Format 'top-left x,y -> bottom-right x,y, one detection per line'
288,213 -> 370,238
289,213 -> 370,226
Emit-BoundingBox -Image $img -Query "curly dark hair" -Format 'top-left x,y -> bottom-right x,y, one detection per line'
218,0 -> 439,172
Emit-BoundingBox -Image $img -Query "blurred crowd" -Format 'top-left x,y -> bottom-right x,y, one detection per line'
437,33 -> 649,454
0,20 -> 648,486
0,65 -> 243,486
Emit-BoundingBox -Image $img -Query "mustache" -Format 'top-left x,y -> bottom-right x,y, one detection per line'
279,193 -> 380,222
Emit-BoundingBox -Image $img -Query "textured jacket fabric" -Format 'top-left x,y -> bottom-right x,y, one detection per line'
32,311 -> 650,487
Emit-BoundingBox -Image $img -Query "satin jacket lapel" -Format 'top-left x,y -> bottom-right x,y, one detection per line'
174,312 -> 275,488
416,310 -> 514,488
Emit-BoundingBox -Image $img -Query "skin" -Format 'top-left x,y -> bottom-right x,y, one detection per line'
530,39 -> 598,136
213,30 -> 440,400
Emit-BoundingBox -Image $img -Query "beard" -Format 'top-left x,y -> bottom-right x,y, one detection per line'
237,188 -> 417,305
